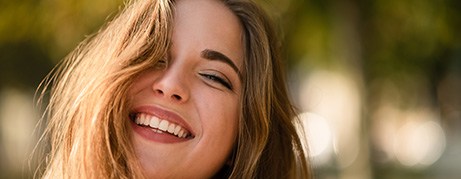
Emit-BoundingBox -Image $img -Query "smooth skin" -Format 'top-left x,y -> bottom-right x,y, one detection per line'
128,0 -> 244,178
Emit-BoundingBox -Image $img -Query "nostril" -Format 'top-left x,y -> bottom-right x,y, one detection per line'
155,89 -> 164,95
172,94 -> 182,101
154,89 -> 182,101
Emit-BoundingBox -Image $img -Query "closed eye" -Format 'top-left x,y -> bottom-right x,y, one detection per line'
199,73 -> 233,90
153,59 -> 168,70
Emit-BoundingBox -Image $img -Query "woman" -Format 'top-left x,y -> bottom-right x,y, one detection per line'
38,0 -> 311,178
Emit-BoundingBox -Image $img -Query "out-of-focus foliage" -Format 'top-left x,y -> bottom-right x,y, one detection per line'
0,0 -> 123,89
1,0 -> 460,178
0,0 -> 123,178
272,0 -> 461,178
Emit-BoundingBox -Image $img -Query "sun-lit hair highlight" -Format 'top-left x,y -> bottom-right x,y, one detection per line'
36,0 -> 311,178
38,0 -> 174,178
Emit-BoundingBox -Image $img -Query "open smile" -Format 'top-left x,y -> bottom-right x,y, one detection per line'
129,105 -> 195,143
131,113 -> 193,138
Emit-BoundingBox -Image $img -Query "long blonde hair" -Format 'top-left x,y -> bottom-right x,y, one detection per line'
37,0 -> 311,178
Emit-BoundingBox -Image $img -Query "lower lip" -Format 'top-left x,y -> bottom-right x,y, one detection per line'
130,120 -> 190,143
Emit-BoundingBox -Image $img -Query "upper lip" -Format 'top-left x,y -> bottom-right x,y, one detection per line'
130,105 -> 195,137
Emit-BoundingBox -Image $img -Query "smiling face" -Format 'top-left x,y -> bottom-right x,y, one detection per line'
128,0 -> 244,178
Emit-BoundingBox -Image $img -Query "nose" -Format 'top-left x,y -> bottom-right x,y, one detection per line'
151,68 -> 189,103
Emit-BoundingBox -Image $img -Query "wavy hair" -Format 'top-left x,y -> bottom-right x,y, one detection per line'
223,1 -> 310,178
37,0 -> 311,178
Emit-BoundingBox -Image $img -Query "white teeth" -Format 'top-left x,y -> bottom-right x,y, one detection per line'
149,116 -> 160,128
158,120 -> 169,131
174,125 -> 181,135
178,130 -> 184,138
135,113 -> 191,138
168,123 -> 175,133
135,116 -> 141,124
152,129 -> 163,134
140,114 -> 148,125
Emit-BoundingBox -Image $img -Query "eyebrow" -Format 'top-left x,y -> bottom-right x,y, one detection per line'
200,49 -> 242,80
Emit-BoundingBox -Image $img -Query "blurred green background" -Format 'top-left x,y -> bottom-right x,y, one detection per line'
1,0 -> 460,178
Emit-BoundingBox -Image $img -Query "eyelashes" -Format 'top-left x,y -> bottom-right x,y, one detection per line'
199,73 -> 233,90
152,59 -> 234,91
153,59 -> 168,70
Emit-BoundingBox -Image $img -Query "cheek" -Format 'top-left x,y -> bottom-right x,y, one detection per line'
128,70 -> 158,95
195,90 -> 240,153
196,99 -> 238,176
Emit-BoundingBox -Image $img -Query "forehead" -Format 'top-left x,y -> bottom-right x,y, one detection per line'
172,0 -> 244,68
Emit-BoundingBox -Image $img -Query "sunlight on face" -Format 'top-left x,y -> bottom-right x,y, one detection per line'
127,0 -> 244,178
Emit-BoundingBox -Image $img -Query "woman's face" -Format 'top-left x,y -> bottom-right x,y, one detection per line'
128,0 -> 243,178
